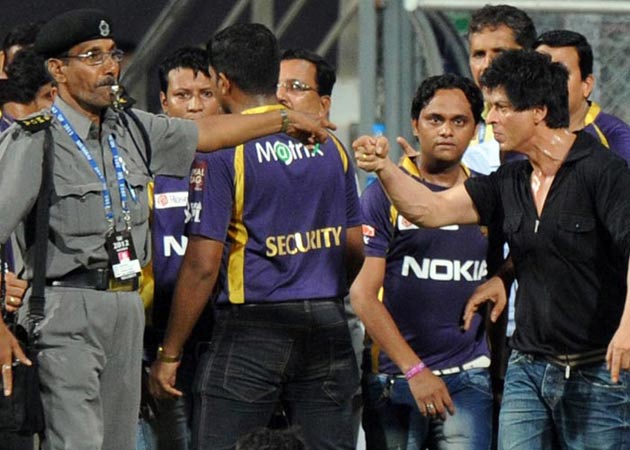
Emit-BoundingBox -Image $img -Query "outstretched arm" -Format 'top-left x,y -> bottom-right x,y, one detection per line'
195,109 -> 333,151
353,135 -> 480,228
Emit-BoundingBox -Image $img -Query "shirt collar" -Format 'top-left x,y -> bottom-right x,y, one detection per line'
53,96 -> 94,140
563,130 -> 599,164
584,101 -> 601,126
400,156 -> 471,179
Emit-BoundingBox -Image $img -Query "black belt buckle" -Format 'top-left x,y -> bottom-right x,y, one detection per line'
48,268 -> 111,290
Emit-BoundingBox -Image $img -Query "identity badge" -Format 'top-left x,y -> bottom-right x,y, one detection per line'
106,229 -> 141,281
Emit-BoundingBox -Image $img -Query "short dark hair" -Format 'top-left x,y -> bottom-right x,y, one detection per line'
207,23 -> 279,96
410,73 -> 484,124
480,49 -> 569,129
0,48 -> 52,105
2,21 -> 44,52
157,46 -> 210,93
280,48 -> 336,96
469,4 -> 536,49
235,426 -> 307,450
534,30 -> 593,80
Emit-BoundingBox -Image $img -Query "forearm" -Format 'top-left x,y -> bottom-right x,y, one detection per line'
195,111 -> 283,152
353,293 -> 421,373
161,251 -> 217,356
345,226 -> 364,287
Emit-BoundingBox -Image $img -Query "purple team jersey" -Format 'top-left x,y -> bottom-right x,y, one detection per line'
362,158 -> 489,373
584,102 -> 630,164
186,105 -> 361,305
152,175 -> 190,329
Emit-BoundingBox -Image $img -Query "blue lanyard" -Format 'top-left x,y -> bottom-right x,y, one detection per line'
51,105 -> 135,227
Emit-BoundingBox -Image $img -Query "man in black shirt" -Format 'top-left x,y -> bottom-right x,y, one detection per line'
353,49 -> 630,450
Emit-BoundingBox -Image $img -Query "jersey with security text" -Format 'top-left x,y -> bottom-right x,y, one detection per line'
362,158 -> 489,373
187,105 -> 361,305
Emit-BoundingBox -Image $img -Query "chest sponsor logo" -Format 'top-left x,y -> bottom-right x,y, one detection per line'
163,235 -> 189,257
397,215 -> 458,231
401,256 -> 487,281
266,226 -> 342,257
154,191 -> 188,209
256,139 -> 324,166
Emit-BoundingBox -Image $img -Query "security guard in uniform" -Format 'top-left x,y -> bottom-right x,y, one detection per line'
0,9 -> 328,450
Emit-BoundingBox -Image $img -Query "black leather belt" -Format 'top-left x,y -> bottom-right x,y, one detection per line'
541,349 -> 606,369
46,268 -> 138,291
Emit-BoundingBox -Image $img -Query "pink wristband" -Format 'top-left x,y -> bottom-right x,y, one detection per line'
404,362 -> 426,380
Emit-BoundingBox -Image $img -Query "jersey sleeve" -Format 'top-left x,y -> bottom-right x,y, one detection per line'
360,181 -> 394,258
605,121 -> 630,164
186,150 -> 234,242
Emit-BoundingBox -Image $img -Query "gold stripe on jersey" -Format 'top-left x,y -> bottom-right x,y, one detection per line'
329,133 -> 349,173
584,102 -> 610,149
369,286 -> 386,373
227,144 -> 247,304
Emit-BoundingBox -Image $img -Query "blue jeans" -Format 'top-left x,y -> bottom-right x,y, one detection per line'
136,352 -> 196,450
499,350 -> 630,450
363,369 -> 493,450
192,300 -> 359,450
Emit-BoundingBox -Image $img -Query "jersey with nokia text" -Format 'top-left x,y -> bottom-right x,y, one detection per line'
362,158 -> 489,373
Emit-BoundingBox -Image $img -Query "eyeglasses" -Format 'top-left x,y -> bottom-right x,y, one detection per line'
277,79 -> 317,93
63,49 -> 125,66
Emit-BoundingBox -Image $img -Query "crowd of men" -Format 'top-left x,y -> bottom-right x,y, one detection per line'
0,4 -> 629,450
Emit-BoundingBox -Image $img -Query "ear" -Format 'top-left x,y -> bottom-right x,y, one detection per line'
533,105 -> 548,126
159,91 -> 168,114
47,58 -> 67,84
411,118 -> 420,142
319,95 -> 331,118
0,51 -> 6,77
581,73 -> 595,100
218,72 -> 230,95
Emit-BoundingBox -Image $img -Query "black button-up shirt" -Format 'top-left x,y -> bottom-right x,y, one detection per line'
465,131 -> 630,356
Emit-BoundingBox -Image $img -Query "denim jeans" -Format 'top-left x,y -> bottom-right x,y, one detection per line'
499,350 -> 630,450
136,352 -> 197,450
363,369 -> 493,450
192,299 -> 359,450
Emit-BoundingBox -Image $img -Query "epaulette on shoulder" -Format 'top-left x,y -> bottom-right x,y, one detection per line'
16,114 -> 52,133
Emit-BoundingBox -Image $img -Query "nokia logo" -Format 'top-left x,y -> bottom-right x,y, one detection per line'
401,256 -> 487,281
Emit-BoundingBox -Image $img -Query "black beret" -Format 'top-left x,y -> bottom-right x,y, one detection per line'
34,9 -> 114,58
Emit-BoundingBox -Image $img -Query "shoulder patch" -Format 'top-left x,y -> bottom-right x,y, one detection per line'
16,114 -> 52,132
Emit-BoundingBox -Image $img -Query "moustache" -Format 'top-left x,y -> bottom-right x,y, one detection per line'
97,77 -> 118,88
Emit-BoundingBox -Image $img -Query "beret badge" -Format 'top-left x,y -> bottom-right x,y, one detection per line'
99,20 -> 110,37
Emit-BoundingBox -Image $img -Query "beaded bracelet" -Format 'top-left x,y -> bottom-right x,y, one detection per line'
404,361 -> 426,380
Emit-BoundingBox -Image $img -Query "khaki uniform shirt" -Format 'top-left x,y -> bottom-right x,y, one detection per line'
0,96 -> 198,279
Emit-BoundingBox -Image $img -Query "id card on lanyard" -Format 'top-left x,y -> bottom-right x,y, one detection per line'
51,105 -> 142,281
